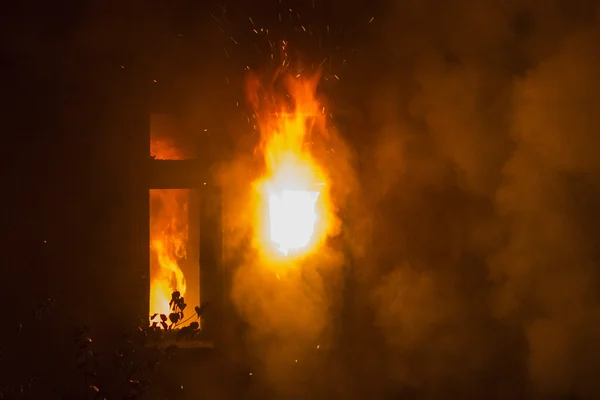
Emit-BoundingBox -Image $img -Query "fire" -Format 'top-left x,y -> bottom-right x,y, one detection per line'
250,71 -> 332,260
268,187 -> 320,255
149,138 -> 189,317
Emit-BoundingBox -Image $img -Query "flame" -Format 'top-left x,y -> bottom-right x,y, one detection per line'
268,187 -> 320,255
149,138 -> 189,317
250,70 -> 332,260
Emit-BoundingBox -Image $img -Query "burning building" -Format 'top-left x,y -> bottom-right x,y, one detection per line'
119,36 -> 353,396
107,42 -> 362,400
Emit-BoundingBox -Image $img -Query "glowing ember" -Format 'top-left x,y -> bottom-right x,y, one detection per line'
249,70 -> 332,259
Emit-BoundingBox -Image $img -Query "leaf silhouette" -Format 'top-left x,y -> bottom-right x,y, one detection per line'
169,313 -> 180,324
176,327 -> 191,341
195,301 -> 209,318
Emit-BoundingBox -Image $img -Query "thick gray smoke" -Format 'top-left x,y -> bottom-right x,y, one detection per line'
355,0 -> 600,397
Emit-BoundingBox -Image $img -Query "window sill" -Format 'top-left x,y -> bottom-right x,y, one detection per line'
144,329 -> 214,350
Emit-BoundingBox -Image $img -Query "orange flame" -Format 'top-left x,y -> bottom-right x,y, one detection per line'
249,70 -> 333,261
149,138 -> 189,317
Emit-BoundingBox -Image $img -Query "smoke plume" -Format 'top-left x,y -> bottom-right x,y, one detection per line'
356,0 -> 600,397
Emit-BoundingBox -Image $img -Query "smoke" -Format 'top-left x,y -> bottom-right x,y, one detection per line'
356,0 -> 600,397
491,27 -> 600,396
218,151 -> 349,395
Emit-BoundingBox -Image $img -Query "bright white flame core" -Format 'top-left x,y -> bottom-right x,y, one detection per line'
268,189 -> 320,255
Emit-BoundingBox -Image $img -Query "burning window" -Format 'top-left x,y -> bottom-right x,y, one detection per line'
249,72 -> 332,261
149,115 -> 200,319
267,187 -> 320,255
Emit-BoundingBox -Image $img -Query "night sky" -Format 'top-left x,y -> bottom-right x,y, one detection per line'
3,0 -> 600,398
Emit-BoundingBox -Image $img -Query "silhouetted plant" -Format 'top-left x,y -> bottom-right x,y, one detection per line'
148,291 -> 209,342
74,325 -> 102,399
1,292 -> 208,399
73,291 -> 208,399
0,298 -> 54,399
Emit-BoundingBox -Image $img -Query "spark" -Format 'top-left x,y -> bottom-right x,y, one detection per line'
369,17 -> 375,23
